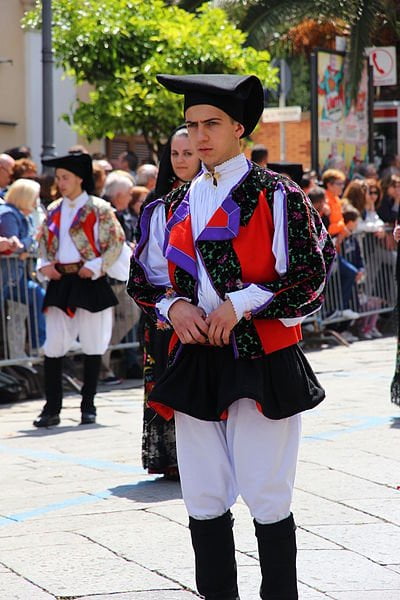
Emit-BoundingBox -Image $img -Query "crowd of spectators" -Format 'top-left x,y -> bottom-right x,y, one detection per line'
0,141 -> 399,366
0,144 -> 157,376
302,154 -> 400,342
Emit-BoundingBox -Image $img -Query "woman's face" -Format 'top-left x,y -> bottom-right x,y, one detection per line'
170,134 -> 200,183
20,196 -> 37,216
388,177 -> 400,201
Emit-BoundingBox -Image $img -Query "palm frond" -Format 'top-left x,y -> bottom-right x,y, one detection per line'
240,0 -> 350,34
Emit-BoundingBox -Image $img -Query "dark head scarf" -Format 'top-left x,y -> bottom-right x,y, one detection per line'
147,125 -> 201,201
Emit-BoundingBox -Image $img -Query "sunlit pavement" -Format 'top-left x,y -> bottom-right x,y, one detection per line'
0,336 -> 399,599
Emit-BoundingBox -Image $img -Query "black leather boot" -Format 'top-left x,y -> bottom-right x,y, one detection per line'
80,354 -> 101,423
254,513 -> 298,600
189,510 -> 240,600
33,356 -> 63,427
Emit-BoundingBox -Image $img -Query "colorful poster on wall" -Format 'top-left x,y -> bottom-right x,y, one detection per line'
317,50 -> 369,177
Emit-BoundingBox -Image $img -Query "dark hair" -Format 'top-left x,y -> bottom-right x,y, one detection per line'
152,125 -> 200,199
251,144 -> 268,164
4,145 -> 31,160
381,173 -> 400,198
300,174 -> 312,190
343,206 -> 360,223
119,150 -> 138,172
308,186 -> 325,205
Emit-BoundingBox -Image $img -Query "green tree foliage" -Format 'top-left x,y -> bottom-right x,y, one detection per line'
23,0 -> 278,151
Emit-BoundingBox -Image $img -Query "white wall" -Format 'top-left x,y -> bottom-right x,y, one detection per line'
24,30 -> 77,168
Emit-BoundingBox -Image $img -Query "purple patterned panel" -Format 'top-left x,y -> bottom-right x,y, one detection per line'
163,191 -> 191,255
164,245 -> 198,279
47,204 -> 61,238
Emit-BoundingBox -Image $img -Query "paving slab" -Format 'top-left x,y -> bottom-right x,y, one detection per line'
0,336 -> 399,599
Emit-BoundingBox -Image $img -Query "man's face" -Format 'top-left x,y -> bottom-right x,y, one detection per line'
113,187 -> 133,211
185,105 -> 244,170
327,178 -> 345,196
55,168 -> 83,200
0,160 -> 14,187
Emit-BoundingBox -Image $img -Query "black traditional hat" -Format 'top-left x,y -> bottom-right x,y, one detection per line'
267,162 -> 304,186
157,74 -> 264,137
42,153 -> 95,194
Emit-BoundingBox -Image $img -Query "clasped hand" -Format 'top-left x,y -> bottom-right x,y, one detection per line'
168,299 -> 238,347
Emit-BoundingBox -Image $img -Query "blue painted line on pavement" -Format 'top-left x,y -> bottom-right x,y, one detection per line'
0,443 -> 146,474
0,489 -> 112,526
303,415 -> 398,441
0,479 -> 159,528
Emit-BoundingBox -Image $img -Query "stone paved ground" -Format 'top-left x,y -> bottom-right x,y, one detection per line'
0,336 -> 399,599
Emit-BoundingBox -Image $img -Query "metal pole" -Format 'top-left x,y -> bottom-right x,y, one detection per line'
279,59 -> 286,162
367,63 -> 374,164
310,52 -> 319,175
41,0 -> 56,163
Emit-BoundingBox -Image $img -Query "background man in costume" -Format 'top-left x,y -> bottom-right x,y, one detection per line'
128,74 -> 335,599
34,153 -> 126,427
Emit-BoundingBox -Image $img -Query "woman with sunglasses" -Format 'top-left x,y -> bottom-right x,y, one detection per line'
377,174 -> 400,226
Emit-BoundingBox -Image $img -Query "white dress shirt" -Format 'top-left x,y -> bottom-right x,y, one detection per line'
144,153 -> 302,325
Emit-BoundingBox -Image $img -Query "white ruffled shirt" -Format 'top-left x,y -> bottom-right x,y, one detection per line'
143,153 -> 301,325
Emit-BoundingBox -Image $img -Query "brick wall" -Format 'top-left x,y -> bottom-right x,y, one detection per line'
247,112 -> 312,170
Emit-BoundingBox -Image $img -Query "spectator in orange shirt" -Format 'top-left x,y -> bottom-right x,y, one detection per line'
322,168 -> 347,237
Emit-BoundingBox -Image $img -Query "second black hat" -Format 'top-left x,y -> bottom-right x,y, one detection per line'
42,152 -> 95,194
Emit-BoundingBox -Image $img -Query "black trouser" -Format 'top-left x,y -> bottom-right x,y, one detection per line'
254,513 -> 298,599
42,354 -> 101,415
189,510 -> 239,600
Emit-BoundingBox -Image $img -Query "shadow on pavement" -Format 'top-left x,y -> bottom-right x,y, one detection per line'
14,423 -> 108,437
109,479 -> 182,503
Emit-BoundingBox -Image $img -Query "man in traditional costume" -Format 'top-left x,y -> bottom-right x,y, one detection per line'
128,74 -> 336,599
33,153 -> 126,427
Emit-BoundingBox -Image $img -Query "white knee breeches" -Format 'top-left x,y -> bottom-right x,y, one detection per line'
175,398 -> 301,524
44,306 -> 113,357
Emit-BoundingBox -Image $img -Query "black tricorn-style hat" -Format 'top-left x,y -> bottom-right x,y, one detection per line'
42,153 -> 95,194
156,74 -> 264,137
267,162 -> 304,186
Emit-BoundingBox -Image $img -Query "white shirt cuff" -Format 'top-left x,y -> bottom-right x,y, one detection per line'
84,257 -> 103,280
37,258 -> 51,282
226,284 -> 274,320
156,296 -> 192,322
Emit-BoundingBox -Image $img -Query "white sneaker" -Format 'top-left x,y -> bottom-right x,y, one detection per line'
341,330 -> 359,342
370,327 -> 383,338
359,331 -> 373,340
341,309 -> 360,320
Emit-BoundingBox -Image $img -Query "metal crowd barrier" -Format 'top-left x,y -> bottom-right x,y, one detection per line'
306,227 -> 397,335
0,228 -> 397,369
0,254 -> 139,369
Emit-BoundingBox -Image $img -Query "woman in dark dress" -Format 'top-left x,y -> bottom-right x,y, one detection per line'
141,126 -> 200,479
391,217 -> 400,407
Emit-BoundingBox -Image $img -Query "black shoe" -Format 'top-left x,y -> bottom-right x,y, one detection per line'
81,412 -> 96,425
126,364 -> 143,379
33,413 -> 60,428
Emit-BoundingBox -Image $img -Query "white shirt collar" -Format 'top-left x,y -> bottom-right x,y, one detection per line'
202,153 -> 248,186
63,191 -> 88,206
